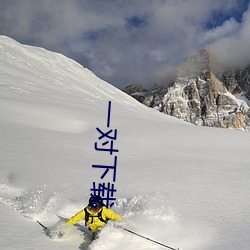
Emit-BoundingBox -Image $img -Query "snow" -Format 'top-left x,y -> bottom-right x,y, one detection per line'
0,35 -> 250,250
234,93 -> 250,107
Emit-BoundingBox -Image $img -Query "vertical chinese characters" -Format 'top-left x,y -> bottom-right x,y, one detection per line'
90,101 -> 118,208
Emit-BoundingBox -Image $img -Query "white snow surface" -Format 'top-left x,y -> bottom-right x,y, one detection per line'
0,35 -> 250,250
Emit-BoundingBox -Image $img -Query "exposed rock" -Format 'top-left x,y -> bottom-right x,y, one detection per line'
217,66 -> 250,99
123,49 -> 250,130
122,84 -> 147,103
123,83 -> 146,95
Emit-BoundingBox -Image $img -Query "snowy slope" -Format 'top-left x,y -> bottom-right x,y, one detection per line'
0,36 -> 250,250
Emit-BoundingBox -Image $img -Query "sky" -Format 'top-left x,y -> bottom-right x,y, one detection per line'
0,0 -> 249,89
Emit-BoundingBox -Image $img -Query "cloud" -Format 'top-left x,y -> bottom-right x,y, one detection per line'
209,4 -> 250,69
200,18 -> 240,45
0,0 -> 249,89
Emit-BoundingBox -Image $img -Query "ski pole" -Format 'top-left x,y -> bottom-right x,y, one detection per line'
122,227 -> 180,250
37,220 -> 48,231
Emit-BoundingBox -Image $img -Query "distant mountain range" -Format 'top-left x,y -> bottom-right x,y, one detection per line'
123,49 -> 250,130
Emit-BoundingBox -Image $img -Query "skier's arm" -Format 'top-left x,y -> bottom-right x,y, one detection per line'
67,209 -> 85,225
104,208 -> 122,222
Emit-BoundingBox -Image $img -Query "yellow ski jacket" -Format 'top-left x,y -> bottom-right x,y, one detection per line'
67,206 -> 121,233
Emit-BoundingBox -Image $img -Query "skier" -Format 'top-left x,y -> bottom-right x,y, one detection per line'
66,195 -> 122,239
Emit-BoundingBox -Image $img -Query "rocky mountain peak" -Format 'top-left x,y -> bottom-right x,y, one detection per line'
177,48 -> 210,78
123,49 -> 250,130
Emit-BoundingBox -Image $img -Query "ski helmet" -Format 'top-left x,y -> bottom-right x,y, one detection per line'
89,195 -> 104,208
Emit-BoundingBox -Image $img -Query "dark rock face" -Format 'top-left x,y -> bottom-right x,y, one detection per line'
218,66 -> 250,99
122,84 -> 147,103
123,49 -> 250,130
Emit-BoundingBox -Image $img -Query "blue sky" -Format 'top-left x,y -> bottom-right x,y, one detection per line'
205,0 -> 249,28
0,0 -> 249,89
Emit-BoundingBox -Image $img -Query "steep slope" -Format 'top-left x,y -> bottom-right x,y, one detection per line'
0,36 -> 250,250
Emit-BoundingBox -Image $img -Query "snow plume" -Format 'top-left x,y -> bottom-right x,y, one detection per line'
0,179 -> 213,250
0,181 -> 65,221
67,194 -> 215,250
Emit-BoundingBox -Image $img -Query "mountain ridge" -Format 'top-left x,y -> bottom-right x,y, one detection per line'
123,49 -> 250,130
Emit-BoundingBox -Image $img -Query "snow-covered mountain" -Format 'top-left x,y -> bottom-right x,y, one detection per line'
124,49 -> 250,130
0,36 -> 250,250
